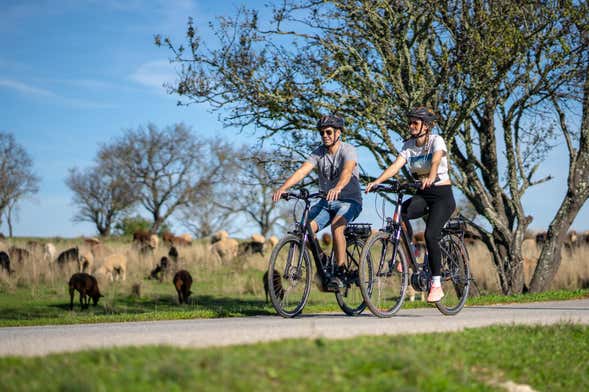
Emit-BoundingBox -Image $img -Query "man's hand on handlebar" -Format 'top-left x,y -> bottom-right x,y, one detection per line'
272,188 -> 287,202
326,186 -> 342,201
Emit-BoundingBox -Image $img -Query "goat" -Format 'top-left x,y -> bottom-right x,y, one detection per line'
210,238 -> 239,262
211,230 -> 228,244
8,246 -> 31,264
173,270 -> 193,304
95,253 -> 127,281
149,256 -> 171,282
168,246 -> 179,263
68,272 -> 102,310
0,251 -> 11,274
263,270 -> 284,303
56,247 -> 80,268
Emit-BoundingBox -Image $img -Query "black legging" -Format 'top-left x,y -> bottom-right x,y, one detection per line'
401,185 -> 455,276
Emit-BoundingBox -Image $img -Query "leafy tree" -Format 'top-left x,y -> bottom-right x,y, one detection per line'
158,1 -> 588,293
0,132 -> 39,237
113,214 -> 171,237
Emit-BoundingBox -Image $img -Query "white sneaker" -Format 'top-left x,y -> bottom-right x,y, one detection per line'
427,286 -> 444,302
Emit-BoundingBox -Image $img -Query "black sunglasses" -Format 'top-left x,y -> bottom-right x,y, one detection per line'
319,129 -> 334,136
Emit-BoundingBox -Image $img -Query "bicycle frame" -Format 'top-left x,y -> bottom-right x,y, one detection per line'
378,186 -> 425,276
286,192 -> 333,285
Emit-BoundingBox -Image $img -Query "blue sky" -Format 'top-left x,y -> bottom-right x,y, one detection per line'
0,1 -> 587,238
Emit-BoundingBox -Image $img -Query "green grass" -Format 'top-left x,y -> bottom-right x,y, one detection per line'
0,279 -> 587,327
1,323 -> 587,391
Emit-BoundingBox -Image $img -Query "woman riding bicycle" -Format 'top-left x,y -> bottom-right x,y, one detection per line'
365,107 -> 456,302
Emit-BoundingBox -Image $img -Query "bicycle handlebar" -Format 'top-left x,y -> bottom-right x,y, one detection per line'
280,189 -> 326,201
366,181 -> 422,194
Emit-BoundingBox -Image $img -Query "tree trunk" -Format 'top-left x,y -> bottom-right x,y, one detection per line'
487,233 -> 525,295
530,62 -> 589,292
7,206 -> 13,238
529,192 -> 587,292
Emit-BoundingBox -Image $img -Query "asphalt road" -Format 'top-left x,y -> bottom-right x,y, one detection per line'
1,298 -> 587,357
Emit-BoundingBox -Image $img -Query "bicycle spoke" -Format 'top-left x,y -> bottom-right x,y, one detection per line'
435,235 -> 470,316
336,238 -> 367,316
268,235 -> 311,318
359,232 -> 408,317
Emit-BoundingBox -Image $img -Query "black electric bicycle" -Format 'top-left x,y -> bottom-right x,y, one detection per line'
359,181 -> 471,317
267,188 -> 372,318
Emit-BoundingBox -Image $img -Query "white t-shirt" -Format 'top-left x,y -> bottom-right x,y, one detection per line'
399,134 -> 449,184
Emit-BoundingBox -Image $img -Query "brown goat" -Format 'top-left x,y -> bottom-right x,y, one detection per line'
149,256 -> 171,282
0,251 -> 11,274
173,270 -> 193,304
263,270 -> 284,303
69,273 -> 102,310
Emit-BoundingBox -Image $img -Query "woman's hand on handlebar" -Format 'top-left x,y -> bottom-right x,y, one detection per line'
421,175 -> 436,189
365,182 -> 379,193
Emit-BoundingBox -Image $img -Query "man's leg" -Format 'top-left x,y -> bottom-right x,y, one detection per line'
331,214 -> 348,268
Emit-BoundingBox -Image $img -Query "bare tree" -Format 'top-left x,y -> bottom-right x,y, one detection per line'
66,163 -> 137,237
218,147 -> 297,237
0,132 -> 39,236
158,1 -> 587,293
178,139 -> 238,238
100,124 -> 229,232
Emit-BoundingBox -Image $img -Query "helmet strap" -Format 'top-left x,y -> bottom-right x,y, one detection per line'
412,123 -> 429,139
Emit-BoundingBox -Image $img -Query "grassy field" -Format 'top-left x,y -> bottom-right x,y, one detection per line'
1,323 -> 587,391
1,236 -> 588,327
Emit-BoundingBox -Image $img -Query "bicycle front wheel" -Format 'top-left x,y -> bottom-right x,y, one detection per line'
267,234 -> 312,318
435,234 -> 471,315
359,231 -> 408,317
335,237 -> 368,316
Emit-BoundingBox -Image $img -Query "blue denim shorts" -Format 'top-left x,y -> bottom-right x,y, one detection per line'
308,199 -> 362,231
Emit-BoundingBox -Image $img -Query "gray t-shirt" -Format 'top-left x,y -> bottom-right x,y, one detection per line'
306,142 -> 362,205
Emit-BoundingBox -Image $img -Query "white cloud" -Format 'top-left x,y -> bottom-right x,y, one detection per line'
0,79 -> 57,97
0,78 -> 114,109
129,60 -> 177,91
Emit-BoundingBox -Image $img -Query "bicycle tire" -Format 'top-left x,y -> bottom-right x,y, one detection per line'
359,231 -> 409,317
267,234 -> 312,318
335,237 -> 368,316
435,234 -> 471,315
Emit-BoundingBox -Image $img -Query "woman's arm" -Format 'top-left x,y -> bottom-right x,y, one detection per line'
365,155 -> 407,192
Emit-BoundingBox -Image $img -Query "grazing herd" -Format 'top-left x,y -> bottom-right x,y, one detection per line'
2,227 -> 587,313
0,230 -> 281,312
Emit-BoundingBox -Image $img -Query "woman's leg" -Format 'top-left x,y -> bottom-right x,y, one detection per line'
424,186 -> 456,276
401,195 -> 428,241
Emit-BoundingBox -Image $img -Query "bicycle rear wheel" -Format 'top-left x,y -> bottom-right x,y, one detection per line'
335,237 -> 368,316
435,234 -> 471,315
359,231 -> 408,317
267,235 -> 312,318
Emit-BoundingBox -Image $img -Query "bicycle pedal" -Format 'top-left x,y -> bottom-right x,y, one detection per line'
326,277 -> 344,291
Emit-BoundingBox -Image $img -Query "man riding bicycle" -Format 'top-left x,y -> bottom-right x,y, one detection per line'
272,114 -> 362,289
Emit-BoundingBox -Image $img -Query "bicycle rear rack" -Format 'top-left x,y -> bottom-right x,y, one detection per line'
344,223 -> 373,239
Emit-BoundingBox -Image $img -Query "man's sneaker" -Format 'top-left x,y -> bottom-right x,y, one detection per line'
327,276 -> 344,290
427,286 -> 444,302
327,266 -> 346,290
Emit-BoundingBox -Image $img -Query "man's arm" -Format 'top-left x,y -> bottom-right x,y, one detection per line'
272,162 -> 315,202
